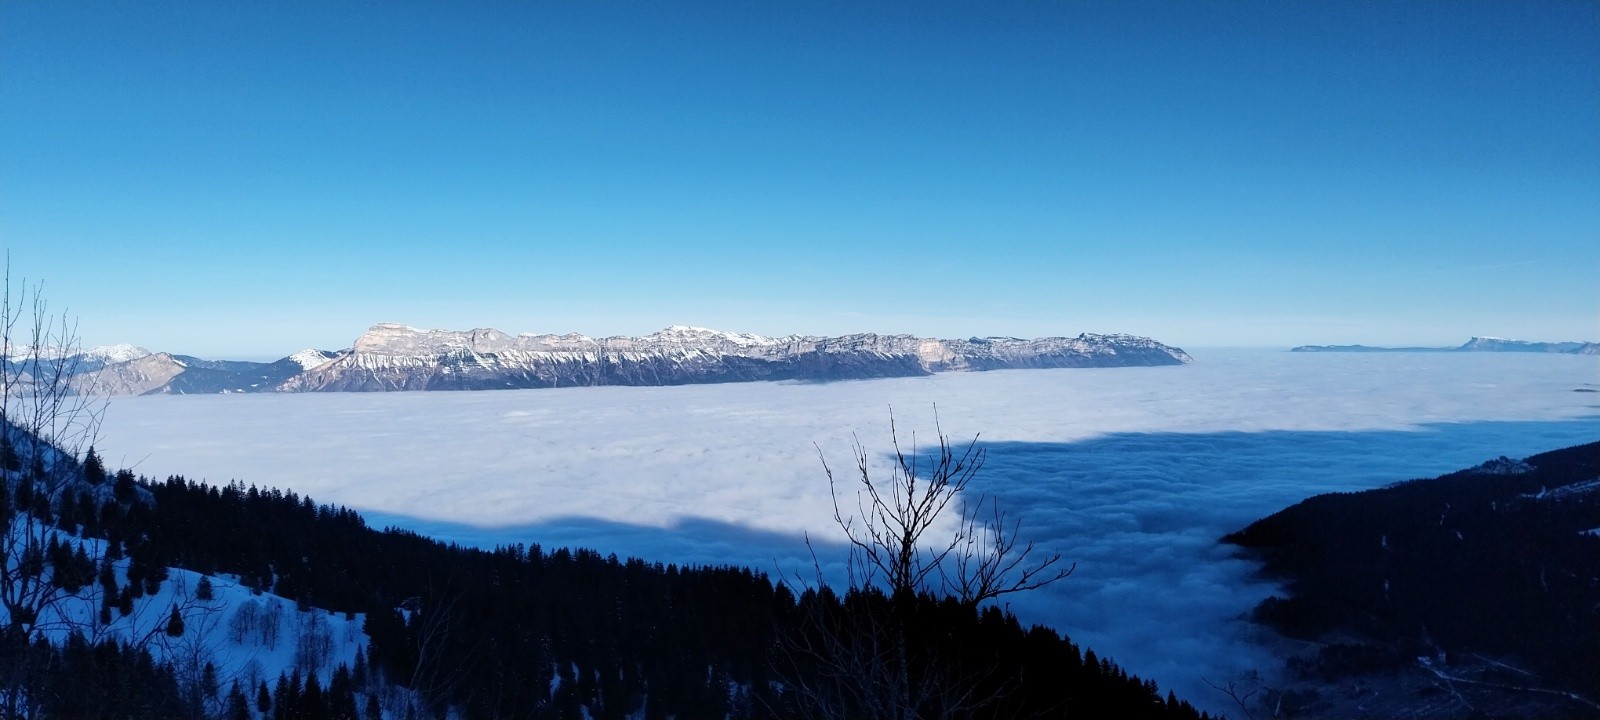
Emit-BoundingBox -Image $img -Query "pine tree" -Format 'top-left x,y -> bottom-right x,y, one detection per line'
197,575 -> 214,601
83,446 -> 106,485
273,674 -> 292,720
113,470 -> 136,504
0,436 -> 18,471
352,647 -> 368,689
257,679 -> 272,714
15,475 -> 34,510
202,661 -> 219,701
56,491 -> 78,532
98,557 -> 115,590
165,604 -> 185,637
330,665 -> 359,720
227,680 -> 252,720
303,671 -> 326,719
69,544 -> 93,591
77,491 -> 99,536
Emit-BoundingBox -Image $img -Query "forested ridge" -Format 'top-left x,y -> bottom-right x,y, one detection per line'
5,443 -> 1209,719
1224,440 -> 1600,710
140,475 -> 1206,718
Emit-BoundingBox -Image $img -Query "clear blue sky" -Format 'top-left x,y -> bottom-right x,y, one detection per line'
3,1 -> 1596,358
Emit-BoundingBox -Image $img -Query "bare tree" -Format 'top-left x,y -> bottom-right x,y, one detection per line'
0,261 -> 109,717
0,262 -> 109,631
819,412 -> 1072,607
777,411 -> 1073,720
379,579 -> 481,720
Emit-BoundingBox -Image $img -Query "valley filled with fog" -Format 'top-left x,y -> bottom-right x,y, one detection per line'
90,349 -> 1599,708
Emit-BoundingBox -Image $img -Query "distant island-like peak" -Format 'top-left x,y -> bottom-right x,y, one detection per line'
1291,337 -> 1599,355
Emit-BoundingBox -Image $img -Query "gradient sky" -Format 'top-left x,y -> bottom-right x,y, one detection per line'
2,1 -> 1596,358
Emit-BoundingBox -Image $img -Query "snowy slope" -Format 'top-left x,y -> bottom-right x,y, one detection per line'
5,518 -> 367,697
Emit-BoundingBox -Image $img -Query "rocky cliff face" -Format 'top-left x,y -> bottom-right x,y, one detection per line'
69,353 -> 188,396
279,324 -> 1193,392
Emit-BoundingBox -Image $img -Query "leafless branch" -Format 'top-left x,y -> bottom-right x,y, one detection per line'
781,408 -> 1075,719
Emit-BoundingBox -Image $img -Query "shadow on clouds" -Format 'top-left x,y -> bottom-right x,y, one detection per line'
362,416 -> 1599,713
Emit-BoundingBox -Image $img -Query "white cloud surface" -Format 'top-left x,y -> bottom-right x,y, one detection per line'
92,349 -> 1600,711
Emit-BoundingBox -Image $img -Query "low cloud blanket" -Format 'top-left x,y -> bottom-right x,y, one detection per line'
92,349 -> 1600,710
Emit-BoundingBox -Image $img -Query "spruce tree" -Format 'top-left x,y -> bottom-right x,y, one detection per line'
303,672 -> 326,719
202,661 -> 219,700
113,470 -> 136,504
329,665 -> 358,719
227,681 -> 252,720
165,604 -> 185,637
83,446 -> 106,485
0,436 -> 18,471
272,673 -> 292,720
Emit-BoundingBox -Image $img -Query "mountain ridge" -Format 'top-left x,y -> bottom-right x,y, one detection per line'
11,324 -> 1193,395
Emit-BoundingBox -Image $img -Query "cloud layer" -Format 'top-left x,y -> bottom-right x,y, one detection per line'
92,349 -> 1599,711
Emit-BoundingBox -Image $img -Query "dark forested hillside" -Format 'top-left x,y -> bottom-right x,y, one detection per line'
121,475 -> 1207,719
1224,441 -> 1600,717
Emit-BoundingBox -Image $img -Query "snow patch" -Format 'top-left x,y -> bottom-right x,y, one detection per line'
287,348 -> 339,371
1470,456 -> 1533,475
82,343 -> 154,363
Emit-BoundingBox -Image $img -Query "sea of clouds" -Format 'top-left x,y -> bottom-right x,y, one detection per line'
91,349 -> 1599,711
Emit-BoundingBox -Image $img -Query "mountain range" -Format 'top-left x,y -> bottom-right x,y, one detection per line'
5,324 -> 1193,395
1291,337 -> 1600,354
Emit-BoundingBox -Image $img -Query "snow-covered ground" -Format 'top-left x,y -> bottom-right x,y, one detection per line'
92,349 -> 1600,710
6,518 -> 365,704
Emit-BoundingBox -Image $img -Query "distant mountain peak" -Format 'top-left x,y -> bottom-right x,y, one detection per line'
648,325 -> 785,347
81,343 -> 153,363
286,348 -> 340,371
1293,338 -> 1599,354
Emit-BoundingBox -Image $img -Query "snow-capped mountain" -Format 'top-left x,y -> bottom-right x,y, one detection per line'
280,323 -> 1194,392
0,343 -> 155,378
286,348 -> 340,371
11,324 -> 1192,395
80,343 -> 154,364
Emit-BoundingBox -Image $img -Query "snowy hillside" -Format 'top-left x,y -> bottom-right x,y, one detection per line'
5,518 -> 367,708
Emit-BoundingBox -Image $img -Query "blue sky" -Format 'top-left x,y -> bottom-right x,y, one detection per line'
3,1 -> 1596,358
